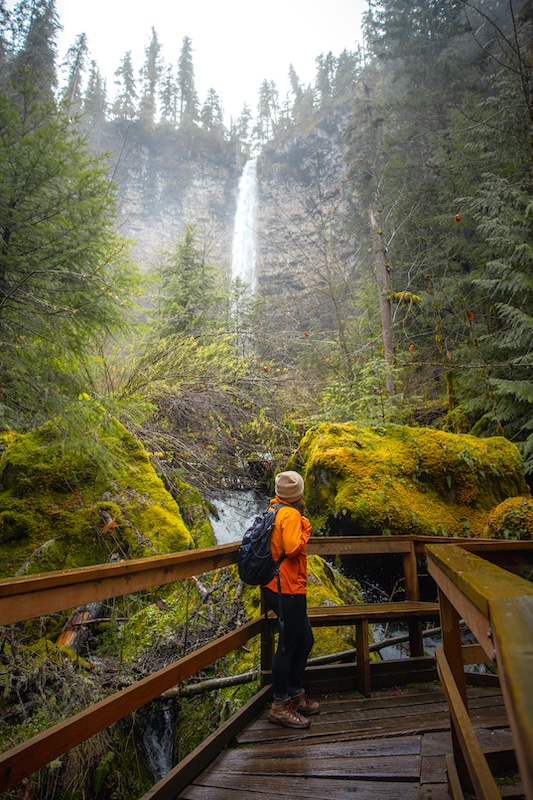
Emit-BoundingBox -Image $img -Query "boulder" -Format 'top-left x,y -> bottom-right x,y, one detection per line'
298,423 -> 530,538
0,401 -> 194,576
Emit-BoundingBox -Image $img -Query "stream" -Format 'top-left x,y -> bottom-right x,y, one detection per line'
208,489 -> 267,544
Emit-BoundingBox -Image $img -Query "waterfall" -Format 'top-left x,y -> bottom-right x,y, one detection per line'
231,158 -> 258,293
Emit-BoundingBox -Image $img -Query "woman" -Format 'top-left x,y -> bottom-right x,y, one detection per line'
262,470 -> 320,729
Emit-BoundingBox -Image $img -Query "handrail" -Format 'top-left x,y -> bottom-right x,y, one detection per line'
426,544 -> 533,800
4,535 -> 526,625
0,618 -> 263,791
1,536 -> 532,795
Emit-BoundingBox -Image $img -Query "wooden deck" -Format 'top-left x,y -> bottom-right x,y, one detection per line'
176,684 -> 521,800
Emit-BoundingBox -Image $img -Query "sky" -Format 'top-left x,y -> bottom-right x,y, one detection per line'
52,0 -> 368,122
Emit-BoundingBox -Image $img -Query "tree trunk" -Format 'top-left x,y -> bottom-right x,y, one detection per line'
369,200 -> 395,396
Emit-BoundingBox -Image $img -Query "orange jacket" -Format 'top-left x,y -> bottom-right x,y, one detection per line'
263,497 -> 312,595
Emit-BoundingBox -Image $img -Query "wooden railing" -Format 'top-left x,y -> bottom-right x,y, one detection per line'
1,536 -> 533,798
426,543 -> 533,800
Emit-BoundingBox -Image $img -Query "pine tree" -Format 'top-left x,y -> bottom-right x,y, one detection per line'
61,32 -> 88,116
112,50 -> 137,121
82,60 -> 107,130
200,87 -> 224,134
9,0 -> 59,104
177,35 -> 198,126
254,79 -> 279,145
139,26 -> 162,125
314,51 -> 336,107
159,64 -> 177,125
335,48 -> 361,93
156,225 -> 221,337
0,12 -> 137,426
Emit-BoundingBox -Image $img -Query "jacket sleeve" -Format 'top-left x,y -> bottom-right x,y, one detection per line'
281,510 -> 312,558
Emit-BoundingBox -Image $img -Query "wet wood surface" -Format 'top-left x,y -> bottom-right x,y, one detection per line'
177,684 -> 523,800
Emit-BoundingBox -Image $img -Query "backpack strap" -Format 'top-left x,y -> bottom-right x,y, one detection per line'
267,501 -> 292,652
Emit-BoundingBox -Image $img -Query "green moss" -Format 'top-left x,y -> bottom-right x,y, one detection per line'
0,401 -> 195,577
297,423 -> 530,538
170,476 -> 217,548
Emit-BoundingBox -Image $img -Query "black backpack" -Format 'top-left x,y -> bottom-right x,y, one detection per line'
237,503 -> 286,586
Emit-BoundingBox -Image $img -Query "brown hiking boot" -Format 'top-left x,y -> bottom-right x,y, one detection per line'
268,699 -> 311,729
291,690 -> 320,716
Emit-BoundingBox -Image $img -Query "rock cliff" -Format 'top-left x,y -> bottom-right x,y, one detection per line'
100,95 -> 356,299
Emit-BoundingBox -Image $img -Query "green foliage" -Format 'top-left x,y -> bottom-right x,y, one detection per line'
457,176 -> 533,472
0,44 -> 140,428
338,1 -> 533,472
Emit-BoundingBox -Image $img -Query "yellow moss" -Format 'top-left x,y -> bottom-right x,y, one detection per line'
298,423 -> 530,538
485,496 -> 533,540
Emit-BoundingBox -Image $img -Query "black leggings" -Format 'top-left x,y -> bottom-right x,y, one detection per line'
263,588 -> 314,701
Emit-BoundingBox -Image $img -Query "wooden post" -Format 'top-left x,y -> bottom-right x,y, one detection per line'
355,618 -> 371,697
439,589 -> 472,792
404,543 -> 424,657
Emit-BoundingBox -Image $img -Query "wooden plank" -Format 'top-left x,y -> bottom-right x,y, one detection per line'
307,601 -> 440,624
446,752 -> 466,800
403,542 -> 420,601
439,591 -> 468,707
0,544 -> 239,625
462,644 -> 488,666
436,647 -> 501,800
207,752 -> 421,780
491,596 -> 533,800
180,774 -> 420,800
418,786 -> 453,800
0,618 -> 263,792
420,754 -> 447,784
221,735 -> 422,761
308,537 -> 416,556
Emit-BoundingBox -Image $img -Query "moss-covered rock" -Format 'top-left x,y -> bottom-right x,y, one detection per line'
0,400 -> 195,576
296,423 -> 530,538
484,496 -> 533,540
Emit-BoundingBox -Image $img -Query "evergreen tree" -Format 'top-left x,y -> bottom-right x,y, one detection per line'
82,60 -> 107,125
159,64 -> 177,125
254,79 -> 278,145
139,26 -> 162,125
157,225 -> 221,337
0,23 -> 137,426
112,50 -> 137,121
314,51 -> 336,106
61,32 -> 88,116
200,87 -> 224,134
233,102 -> 253,152
450,8 -> 533,471
288,63 -> 303,119
335,48 -> 361,93
9,0 -> 59,104
177,35 -> 198,126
